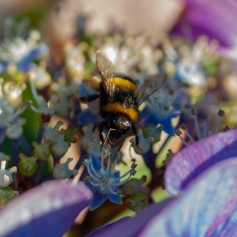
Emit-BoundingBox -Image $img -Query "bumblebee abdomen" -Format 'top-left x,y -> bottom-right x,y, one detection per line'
102,103 -> 139,122
100,75 -> 139,122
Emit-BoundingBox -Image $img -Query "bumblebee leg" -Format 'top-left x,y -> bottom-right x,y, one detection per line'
111,141 -> 124,160
98,121 -> 107,146
104,128 -> 117,145
116,141 -> 124,153
132,124 -> 139,147
71,94 -> 100,102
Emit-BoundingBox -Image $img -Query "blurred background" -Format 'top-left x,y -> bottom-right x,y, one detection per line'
0,0 -> 183,40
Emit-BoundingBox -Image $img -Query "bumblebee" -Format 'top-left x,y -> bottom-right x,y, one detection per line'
77,51 -> 167,147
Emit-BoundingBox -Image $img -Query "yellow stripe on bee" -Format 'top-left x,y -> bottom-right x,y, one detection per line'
108,77 -> 137,92
103,103 -> 138,122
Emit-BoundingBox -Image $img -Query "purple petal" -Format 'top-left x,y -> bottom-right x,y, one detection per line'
86,217 -> 131,237
165,128 -> 237,194
173,0 -> 237,48
212,205 -> 237,236
86,198 -> 173,237
139,159 -> 237,236
0,181 -> 91,237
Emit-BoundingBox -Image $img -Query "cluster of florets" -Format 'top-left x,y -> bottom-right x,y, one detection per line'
18,121 -> 78,179
0,15 -> 232,222
0,79 -> 31,142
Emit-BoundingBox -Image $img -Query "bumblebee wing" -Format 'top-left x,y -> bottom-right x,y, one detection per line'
96,50 -> 116,97
136,73 -> 167,106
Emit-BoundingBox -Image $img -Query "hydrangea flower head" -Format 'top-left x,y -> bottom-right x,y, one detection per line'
84,149 -> 137,211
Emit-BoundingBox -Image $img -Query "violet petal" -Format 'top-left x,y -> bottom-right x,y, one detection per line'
86,198 -> 174,237
0,181 -> 91,237
172,0 -> 237,48
165,128 -> 237,194
212,205 -> 237,237
139,158 -> 237,236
